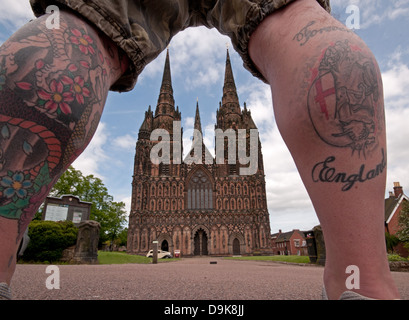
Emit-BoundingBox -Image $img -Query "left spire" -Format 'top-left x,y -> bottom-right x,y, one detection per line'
156,48 -> 175,115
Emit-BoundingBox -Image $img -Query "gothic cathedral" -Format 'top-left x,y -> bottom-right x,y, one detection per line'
127,49 -> 272,256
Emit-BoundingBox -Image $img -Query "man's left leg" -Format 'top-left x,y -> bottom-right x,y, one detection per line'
248,0 -> 399,299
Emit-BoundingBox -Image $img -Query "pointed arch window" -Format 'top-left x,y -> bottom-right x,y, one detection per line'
187,169 -> 213,210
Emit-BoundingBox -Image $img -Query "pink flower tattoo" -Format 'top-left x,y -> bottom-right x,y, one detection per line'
37,79 -> 74,115
61,75 -> 91,104
69,28 -> 96,55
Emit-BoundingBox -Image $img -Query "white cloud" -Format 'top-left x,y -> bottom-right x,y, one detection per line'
112,134 -> 137,150
140,27 -> 231,91
183,116 -> 194,128
118,195 -> 132,218
385,106 -> 409,194
330,0 -> 409,28
382,63 -> 409,102
381,54 -> 409,195
0,0 -> 34,30
240,82 -> 274,126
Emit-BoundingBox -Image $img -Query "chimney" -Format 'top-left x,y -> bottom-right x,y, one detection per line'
393,182 -> 403,198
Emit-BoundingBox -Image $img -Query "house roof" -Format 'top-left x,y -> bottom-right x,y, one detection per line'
271,230 -> 307,243
385,193 -> 408,224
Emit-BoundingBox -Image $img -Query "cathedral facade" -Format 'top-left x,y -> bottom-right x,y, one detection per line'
127,49 -> 272,256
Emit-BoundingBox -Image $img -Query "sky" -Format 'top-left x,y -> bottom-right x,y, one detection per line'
0,0 -> 408,234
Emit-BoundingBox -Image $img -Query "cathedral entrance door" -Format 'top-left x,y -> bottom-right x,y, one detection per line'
194,229 -> 208,256
161,240 -> 169,252
233,238 -> 240,255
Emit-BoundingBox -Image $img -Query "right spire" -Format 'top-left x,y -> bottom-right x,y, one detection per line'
221,48 -> 240,113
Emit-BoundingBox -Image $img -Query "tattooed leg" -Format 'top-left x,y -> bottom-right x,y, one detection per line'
0,9 -> 128,285
249,0 -> 399,299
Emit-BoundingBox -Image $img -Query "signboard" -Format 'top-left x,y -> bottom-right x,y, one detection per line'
44,203 -> 69,221
72,211 -> 83,223
43,195 -> 92,224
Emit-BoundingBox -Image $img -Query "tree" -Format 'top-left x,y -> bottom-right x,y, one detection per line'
49,166 -> 128,245
97,200 -> 127,245
385,232 -> 400,253
117,228 -> 128,247
397,202 -> 409,250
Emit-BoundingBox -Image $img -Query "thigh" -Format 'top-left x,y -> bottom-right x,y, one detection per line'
30,0 -> 194,91
0,9 -> 123,234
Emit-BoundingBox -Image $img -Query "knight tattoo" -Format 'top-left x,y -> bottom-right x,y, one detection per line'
308,40 -> 381,158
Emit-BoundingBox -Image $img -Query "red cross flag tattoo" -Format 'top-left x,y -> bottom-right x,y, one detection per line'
307,41 -> 380,158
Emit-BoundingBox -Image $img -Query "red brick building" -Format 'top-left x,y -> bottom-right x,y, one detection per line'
271,229 -> 308,256
385,182 -> 409,257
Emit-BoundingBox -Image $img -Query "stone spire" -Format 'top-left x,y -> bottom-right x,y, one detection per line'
138,105 -> 153,140
221,48 -> 240,114
185,99 -> 214,164
155,48 -> 175,117
194,99 -> 202,135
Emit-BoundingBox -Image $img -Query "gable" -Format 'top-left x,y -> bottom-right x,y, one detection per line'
386,194 -> 409,224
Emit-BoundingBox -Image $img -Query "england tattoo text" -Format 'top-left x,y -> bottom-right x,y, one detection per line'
312,148 -> 386,191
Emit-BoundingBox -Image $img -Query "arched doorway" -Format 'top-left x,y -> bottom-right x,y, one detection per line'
194,229 -> 208,256
161,240 -> 169,252
233,238 -> 240,255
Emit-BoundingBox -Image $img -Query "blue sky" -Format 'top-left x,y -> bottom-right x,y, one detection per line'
0,0 -> 409,233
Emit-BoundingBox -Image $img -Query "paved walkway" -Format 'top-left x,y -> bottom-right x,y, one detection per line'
10,257 -> 409,300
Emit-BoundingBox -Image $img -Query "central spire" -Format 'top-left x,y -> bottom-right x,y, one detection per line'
194,99 -> 202,135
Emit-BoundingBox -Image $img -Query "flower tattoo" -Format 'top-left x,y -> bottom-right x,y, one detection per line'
69,28 -> 96,55
61,75 -> 91,104
37,79 -> 74,115
0,172 -> 33,199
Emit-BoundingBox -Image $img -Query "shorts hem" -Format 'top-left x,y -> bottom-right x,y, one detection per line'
235,0 -> 331,84
30,0 -> 145,92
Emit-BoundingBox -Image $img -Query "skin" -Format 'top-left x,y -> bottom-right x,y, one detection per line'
0,9 -> 128,285
248,0 -> 400,299
0,0 -> 400,300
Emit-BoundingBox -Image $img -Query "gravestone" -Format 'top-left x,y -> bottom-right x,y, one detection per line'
72,220 -> 100,264
313,225 -> 326,266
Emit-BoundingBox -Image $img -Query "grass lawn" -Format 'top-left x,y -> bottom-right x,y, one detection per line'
97,251 -> 179,264
97,251 -> 311,265
225,255 -> 311,264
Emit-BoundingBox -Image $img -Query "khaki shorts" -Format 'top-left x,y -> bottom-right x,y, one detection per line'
30,0 -> 330,92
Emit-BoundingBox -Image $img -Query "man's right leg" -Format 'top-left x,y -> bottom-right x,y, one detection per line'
0,9 -> 127,290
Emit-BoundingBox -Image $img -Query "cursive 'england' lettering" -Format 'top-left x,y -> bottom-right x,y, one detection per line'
311,149 -> 386,191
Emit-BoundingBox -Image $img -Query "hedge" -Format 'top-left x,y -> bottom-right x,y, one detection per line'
22,220 -> 78,262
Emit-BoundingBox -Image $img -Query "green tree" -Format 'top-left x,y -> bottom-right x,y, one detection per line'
117,228 -> 128,247
397,202 -> 409,250
98,200 -> 127,245
49,166 -> 127,245
385,232 -> 400,253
